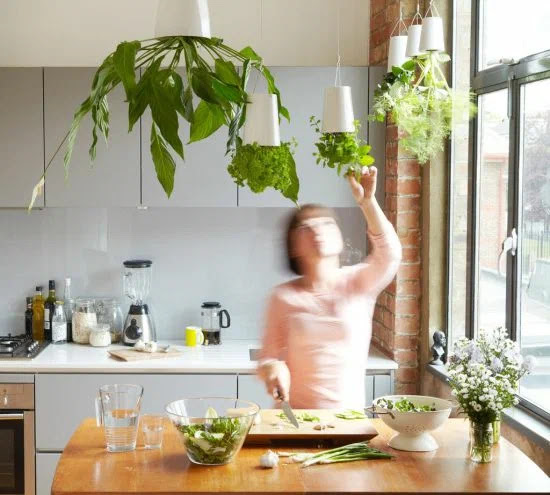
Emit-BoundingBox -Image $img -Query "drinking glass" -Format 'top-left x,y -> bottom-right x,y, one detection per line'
141,414 -> 165,449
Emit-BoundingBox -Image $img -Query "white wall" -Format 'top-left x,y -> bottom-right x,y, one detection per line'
0,0 -> 369,66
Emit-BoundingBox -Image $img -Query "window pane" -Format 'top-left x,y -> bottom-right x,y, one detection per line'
449,0 -> 472,344
480,0 -> 550,70
477,90 -> 509,333
518,78 -> 550,412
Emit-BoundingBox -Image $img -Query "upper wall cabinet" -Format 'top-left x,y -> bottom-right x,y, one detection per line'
141,69 -> 238,207
44,68 -> 140,207
238,67 -> 370,207
0,68 -> 44,208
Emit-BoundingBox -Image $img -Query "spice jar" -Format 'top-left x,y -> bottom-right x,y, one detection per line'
95,298 -> 124,343
89,324 -> 112,347
72,299 -> 97,344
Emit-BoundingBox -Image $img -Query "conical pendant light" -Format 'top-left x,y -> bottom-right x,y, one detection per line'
155,0 -> 211,38
243,94 -> 281,146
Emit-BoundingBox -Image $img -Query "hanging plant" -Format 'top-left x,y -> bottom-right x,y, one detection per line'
310,117 -> 374,180
370,54 -> 476,164
227,139 -> 299,204
29,37 -> 289,208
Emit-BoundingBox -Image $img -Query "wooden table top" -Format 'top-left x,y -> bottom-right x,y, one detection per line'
52,418 -> 550,495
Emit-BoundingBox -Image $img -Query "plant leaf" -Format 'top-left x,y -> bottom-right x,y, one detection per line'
239,46 -> 262,62
260,65 -> 290,122
211,78 -> 245,104
150,123 -> 176,198
282,150 -> 299,204
215,59 -> 240,86
28,176 -> 45,211
241,59 -> 252,89
191,67 -> 221,104
64,97 -> 93,175
128,58 -> 163,132
113,41 -> 140,101
182,85 -> 194,123
189,101 -> 226,143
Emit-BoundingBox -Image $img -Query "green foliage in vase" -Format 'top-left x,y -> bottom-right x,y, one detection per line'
29,37 -> 290,208
310,117 -> 375,180
370,54 -> 477,164
227,140 -> 299,204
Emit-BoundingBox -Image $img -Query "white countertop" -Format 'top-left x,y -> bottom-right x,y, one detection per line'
0,340 -> 397,374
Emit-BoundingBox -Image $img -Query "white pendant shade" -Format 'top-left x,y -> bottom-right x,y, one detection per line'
387,35 -> 409,72
321,86 -> 355,133
243,94 -> 281,147
406,24 -> 425,57
419,16 -> 445,52
155,0 -> 211,38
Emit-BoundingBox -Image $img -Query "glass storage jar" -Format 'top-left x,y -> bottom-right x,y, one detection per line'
89,324 -> 112,347
72,299 -> 97,344
95,298 -> 124,343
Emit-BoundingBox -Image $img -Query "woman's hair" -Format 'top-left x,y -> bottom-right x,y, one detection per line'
285,204 -> 339,275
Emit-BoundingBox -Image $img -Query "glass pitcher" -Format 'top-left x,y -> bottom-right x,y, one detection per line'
95,384 -> 143,452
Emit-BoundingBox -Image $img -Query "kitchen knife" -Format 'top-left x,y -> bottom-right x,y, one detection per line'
276,390 -> 299,429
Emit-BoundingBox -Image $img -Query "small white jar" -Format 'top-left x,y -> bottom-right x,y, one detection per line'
89,324 -> 112,347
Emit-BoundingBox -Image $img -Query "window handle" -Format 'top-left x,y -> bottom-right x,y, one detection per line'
498,228 -> 517,276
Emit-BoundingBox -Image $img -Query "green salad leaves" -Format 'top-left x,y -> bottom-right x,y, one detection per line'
375,398 -> 436,413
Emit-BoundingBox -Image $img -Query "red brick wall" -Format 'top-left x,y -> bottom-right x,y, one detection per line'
370,0 -> 425,394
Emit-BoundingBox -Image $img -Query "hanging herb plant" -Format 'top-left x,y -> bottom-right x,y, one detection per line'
370,54 -> 476,164
310,117 -> 375,180
227,140 -> 299,204
29,37 -> 289,208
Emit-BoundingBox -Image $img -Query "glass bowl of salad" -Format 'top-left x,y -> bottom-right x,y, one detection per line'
369,395 -> 452,452
166,397 -> 259,465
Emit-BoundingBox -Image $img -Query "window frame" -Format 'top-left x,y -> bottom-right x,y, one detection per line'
447,0 -> 550,422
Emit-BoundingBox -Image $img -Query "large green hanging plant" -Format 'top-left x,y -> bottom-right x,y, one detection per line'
29,36 -> 289,208
370,53 -> 476,164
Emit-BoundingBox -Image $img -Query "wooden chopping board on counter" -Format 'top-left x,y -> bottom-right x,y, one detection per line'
108,348 -> 184,361
245,409 -> 378,445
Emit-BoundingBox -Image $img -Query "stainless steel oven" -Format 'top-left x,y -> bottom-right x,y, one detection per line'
0,384 -> 35,495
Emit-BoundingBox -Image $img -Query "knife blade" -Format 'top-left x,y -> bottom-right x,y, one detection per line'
276,390 -> 299,428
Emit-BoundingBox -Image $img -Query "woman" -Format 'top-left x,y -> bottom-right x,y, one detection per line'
257,167 -> 402,409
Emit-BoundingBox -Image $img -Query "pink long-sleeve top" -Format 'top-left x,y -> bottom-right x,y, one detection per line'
259,220 -> 402,409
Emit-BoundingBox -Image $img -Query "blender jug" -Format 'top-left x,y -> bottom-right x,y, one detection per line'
201,302 -> 230,345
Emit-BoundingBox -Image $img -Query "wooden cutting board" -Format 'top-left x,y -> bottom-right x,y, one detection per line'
108,348 -> 184,361
245,409 -> 378,445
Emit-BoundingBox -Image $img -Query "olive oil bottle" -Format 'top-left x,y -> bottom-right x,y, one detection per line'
44,280 -> 56,341
32,286 -> 45,341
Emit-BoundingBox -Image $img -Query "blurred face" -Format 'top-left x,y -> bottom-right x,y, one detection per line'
291,214 -> 344,264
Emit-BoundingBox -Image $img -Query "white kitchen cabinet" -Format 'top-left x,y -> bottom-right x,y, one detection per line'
365,375 -> 375,407
36,373 -> 237,450
44,68 -> 140,207
141,70 -> 238,207
0,68 -> 44,207
238,67 -> 370,207
36,453 -> 61,495
373,374 -> 393,399
238,374 -> 274,409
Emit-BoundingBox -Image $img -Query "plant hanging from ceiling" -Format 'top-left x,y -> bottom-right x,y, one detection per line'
28,37 -> 290,209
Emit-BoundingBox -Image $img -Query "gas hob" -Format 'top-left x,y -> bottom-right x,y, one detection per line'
0,334 -> 49,359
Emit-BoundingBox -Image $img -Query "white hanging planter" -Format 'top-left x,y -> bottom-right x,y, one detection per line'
387,35 -> 409,72
406,24 -> 425,57
242,94 -> 281,147
155,0 -> 211,38
321,86 -> 355,133
419,16 -> 445,52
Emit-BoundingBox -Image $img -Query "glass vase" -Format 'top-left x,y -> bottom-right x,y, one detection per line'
492,414 -> 501,444
469,421 -> 493,463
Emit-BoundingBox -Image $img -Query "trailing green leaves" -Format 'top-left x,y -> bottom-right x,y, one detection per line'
189,101 -> 226,143
113,41 -> 140,100
150,123 -> 176,197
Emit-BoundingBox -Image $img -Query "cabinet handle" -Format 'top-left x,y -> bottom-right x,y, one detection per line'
0,413 -> 24,420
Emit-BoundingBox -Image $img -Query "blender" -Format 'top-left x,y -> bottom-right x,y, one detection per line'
122,260 -> 156,345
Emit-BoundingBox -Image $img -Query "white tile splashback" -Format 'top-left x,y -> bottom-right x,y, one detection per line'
0,207 -> 366,339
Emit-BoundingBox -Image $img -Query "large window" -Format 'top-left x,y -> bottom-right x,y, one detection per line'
448,0 -> 550,419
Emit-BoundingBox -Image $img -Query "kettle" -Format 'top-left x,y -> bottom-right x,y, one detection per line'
200,301 -> 230,345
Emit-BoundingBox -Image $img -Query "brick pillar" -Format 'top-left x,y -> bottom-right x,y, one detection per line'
370,0 -> 424,394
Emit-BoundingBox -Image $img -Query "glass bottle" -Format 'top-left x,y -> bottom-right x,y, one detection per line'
25,297 -> 33,337
469,421 -> 493,463
51,301 -> 67,344
32,286 -> 45,341
44,280 -> 56,341
63,278 -> 75,343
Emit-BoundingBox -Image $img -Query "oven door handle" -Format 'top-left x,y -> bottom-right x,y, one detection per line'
0,413 -> 24,420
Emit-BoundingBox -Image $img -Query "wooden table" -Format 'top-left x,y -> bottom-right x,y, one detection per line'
52,418 -> 550,495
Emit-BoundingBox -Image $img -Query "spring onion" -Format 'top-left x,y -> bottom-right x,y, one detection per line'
286,442 -> 393,468
276,411 -> 320,423
334,410 -> 367,420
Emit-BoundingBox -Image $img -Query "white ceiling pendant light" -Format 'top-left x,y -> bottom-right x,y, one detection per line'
155,0 -> 211,38
406,3 -> 425,58
243,94 -> 281,146
419,1 -> 445,52
322,5 -> 355,133
387,8 -> 410,73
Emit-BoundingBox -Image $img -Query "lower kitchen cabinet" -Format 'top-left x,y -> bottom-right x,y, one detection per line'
36,453 -> 61,495
36,373 -> 237,451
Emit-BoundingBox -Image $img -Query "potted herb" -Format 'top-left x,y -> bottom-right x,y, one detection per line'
29,38 -> 289,208
310,117 -> 374,180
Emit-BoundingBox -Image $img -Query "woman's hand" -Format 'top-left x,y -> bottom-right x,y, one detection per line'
258,360 -> 291,402
348,166 -> 377,206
